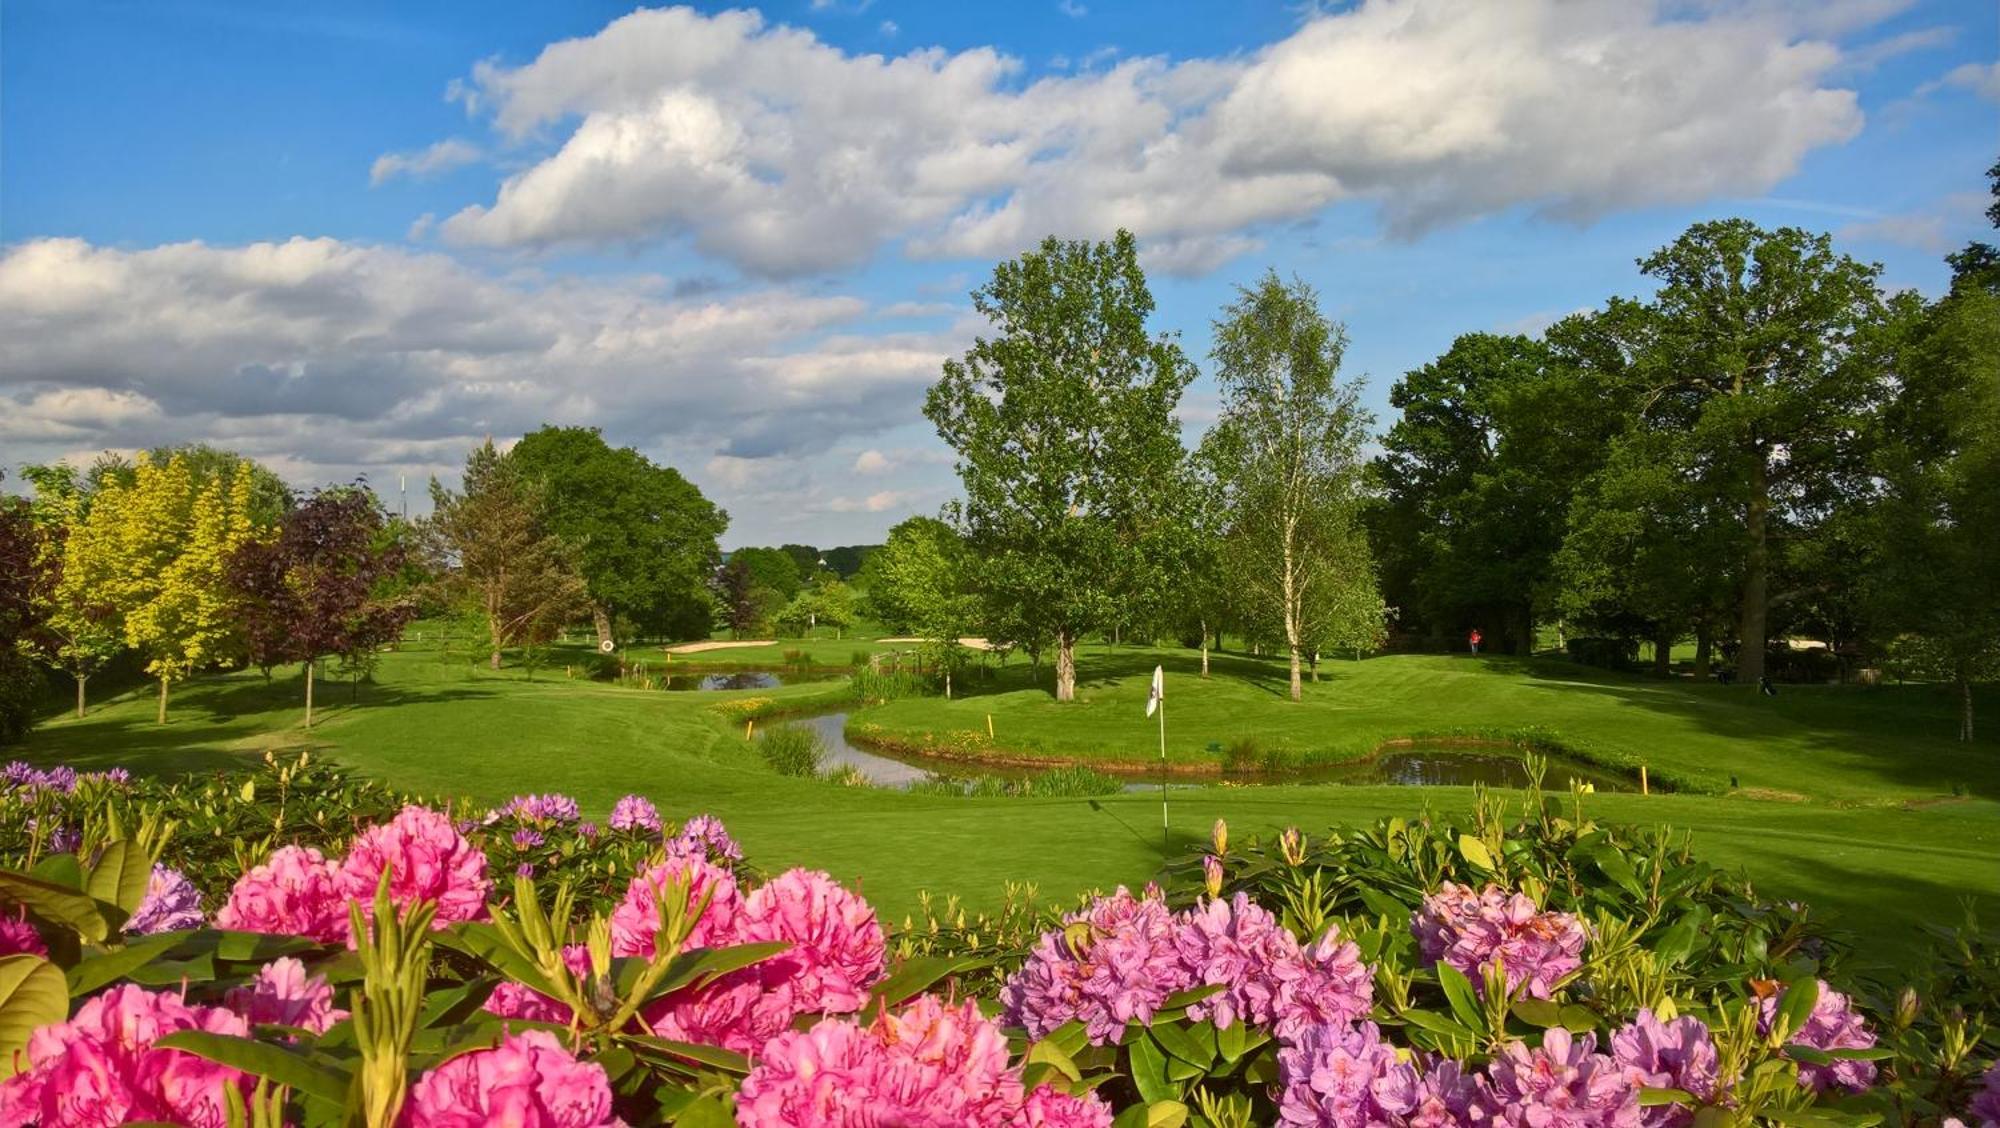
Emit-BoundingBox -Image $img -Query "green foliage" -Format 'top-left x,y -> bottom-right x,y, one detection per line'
510,426 -> 726,642
757,724 -> 825,777
728,547 -> 803,602
925,229 -> 1197,701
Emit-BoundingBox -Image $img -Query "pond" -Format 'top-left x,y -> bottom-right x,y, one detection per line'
662,670 -> 839,691
788,713 -> 1638,793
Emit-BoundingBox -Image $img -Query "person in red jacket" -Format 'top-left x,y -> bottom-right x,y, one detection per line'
1468,628 -> 1483,654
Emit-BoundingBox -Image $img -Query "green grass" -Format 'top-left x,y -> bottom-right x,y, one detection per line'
13,640 -> 1997,966
850,646 -> 2000,804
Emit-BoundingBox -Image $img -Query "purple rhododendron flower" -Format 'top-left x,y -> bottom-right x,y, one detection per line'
668,812 -> 743,862
1487,1028 -> 1642,1127
403,1028 -> 618,1127
1612,1009 -> 1723,1125
1414,881 -> 1587,999
510,828 -> 544,849
337,805 -> 492,935
488,793 -> 581,825
0,983 -> 251,1127
1965,1059 -> 2000,1127
125,864 -> 204,935
3,762 -> 77,794
1757,980 -> 1878,1093
217,844 -> 350,943
608,794 -> 662,833
1276,1020 -> 1428,1126
1001,886 -> 1190,1044
1174,893 -> 1295,1029
1270,927 -> 1376,1041
225,957 -> 346,1035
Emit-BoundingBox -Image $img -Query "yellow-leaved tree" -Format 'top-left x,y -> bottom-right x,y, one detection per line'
63,453 -> 264,723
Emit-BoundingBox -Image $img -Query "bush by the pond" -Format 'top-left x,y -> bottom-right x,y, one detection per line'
906,764 -> 1123,799
850,665 -> 934,701
1,756 -> 1996,1125
757,724 -> 825,777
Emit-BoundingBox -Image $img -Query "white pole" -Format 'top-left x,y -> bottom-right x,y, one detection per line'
1159,694 -> 1169,855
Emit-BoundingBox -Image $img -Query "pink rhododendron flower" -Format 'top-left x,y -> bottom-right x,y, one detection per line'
225,957 -> 346,1035
1757,980 -> 1878,1093
1174,893 -> 1297,1029
0,984 -> 250,1128
1276,1020 -> 1429,1126
0,911 -> 47,956
338,805 -> 491,933
484,945 -> 594,1025
126,864 -> 204,934
1487,1028 -> 1641,1127
217,844 -> 350,943
401,1029 -> 617,1127
609,855 -> 741,958
1612,1009 -> 1723,1126
1270,928 -> 1376,1041
1001,886 -> 1189,1044
736,994 -> 1090,1127
1414,881 -> 1586,1000
733,868 -> 886,1017
1019,1086 -> 1115,1128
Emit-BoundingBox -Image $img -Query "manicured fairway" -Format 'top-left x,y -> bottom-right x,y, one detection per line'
853,646 -> 1999,802
16,643 -> 1997,964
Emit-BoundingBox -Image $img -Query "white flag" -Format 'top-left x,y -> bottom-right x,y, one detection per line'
1146,665 -> 1164,717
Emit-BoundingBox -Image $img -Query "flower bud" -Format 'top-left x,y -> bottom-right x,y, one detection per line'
1279,826 -> 1306,866
1202,854 -> 1224,898
1211,818 -> 1229,856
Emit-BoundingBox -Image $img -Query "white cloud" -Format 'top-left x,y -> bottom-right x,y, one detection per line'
852,449 -> 892,474
1837,191 -> 1991,253
879,19 -> 898,36
1057,0 -> 1088,17
0,236 -> 960,489
431,0 -> 1864,276
370,138 -> 484,185
828,488 -> 915,512
1920,60 -> 2000,102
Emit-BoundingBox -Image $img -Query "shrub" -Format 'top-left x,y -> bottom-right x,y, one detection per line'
1566,636 -> 1638,669
1219,736 -> 1262,774
850,665 -> 933,701
758,724 -> 825,777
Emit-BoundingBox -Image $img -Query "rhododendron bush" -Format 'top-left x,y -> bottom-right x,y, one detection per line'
0,757 -> 1995,1126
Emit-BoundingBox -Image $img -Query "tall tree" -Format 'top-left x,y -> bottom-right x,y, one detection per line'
711,557 -> 766,639
227,486 -> 417,727
729,548 -> 804,603
426,441 -> 590,670
0,482 -> 55,744
61,453 -> 264,722
1867,248 -> 2000,740
510,427 -> 726,645
1201,272 -> 1379,700
865,516 -> 979,694
1631,220 -> 1886,683
15,464 -> 123,717
925,229 -> 1196,701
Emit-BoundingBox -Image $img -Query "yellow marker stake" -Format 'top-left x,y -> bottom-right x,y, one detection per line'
1640,765 -> 1649,795
746,720 -> 755,741
986,714 -> 995,739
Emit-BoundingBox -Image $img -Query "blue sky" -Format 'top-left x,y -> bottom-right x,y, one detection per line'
3,0 -> 1994,546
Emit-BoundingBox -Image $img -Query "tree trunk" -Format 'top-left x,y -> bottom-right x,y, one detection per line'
1693,627 -> 1713,682
156,677 -> 169,725
1653,628 -> 1674,678
304,659 -> 316,729
1517,606 -> 1536,656
75,675 -> 87,719
1961,672 -> 1975,743
1288,646 -> 1303,701
945,670 -> 952,700
1055,631 -> 1076,702
1735,454 -> 1769,685
1200,617 -> 1210,679
592,605 -> 614,648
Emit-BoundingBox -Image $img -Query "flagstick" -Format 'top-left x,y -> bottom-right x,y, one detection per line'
1159,694 -> 1169,857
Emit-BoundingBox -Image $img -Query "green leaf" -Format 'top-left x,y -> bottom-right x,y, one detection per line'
1436,962 -> 1482,1030
671,1094 -> 739,1128
1355,886 -> 1410,920
632,941 -> 791,1005
1590,848 -> 1645,898
1771,978 -> 1821,1045
65,934 -> 181,996
1148,1020 -> 1214,1071
1456,835 -> 1496,873
0,955 -> 69,1078
1754,1105 -> 1883,1128
1127,1029 -> 1175,1104
1157,983 -> 1224,1012
1025,1038 -> 1083,1083
1142,1100 -> 1190,1128
1781,1043 -> 1833,1066
1511,999 -> 1562,1028
151,1031 -> 350,1102
620,1034 -> 753,1076
860,954 -> 987,1012
1399,1009 -> 1479,1043
85,840 -> 155,916
211,930 -> 320,963
0,869 -> 122,942
433,923 -> 561,999
1640,1087 -> 1696,1107
27,854 -> 83,890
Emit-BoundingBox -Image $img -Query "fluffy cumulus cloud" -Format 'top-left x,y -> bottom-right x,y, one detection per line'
0,236 -> 959,494
431,0 -> 1863,276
